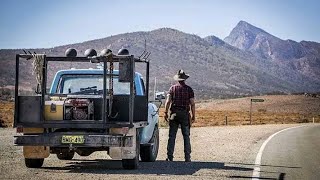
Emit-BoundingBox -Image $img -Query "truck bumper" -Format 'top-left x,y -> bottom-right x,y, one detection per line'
14,132 -> 133,147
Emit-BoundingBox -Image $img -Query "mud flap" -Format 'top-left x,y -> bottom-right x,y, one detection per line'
23,128 -> 49,159
23,146 -> 50,159
109,128 -> 137,160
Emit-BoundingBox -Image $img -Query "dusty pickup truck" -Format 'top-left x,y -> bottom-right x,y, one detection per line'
14,48 -> 159,169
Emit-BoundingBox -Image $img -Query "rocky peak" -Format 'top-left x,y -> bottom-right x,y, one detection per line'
222,21 -> 320,83
235,21 -> 266,34
224,20 -> 310,60
224,21 -> 272,50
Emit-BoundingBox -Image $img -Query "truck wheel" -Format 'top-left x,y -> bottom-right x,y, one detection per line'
122,131 -> 140,169
25,158 -> 44,168
56,151 -> 75,160
140,126 -> 159,162
122,155 -> 139,170
76,149 -> 93,157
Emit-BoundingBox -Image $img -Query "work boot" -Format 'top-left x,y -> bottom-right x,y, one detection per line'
185,155 -> 191,162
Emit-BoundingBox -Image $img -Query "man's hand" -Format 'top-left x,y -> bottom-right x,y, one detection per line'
164,112 -> 169,122
191,115 -> 195,124
190,98 -> 195,124
164,94 -> 172,122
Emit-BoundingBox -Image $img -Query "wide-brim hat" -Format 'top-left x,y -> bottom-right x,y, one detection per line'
173,69 -> 189,81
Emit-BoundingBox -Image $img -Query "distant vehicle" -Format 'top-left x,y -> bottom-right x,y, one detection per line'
13,48 -> 159,169
155,91 -> 166,100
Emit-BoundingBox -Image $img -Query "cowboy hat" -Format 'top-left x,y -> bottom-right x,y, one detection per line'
173,69 -> 189,81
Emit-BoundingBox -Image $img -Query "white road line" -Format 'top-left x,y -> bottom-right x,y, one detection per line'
252,125 -> 308,180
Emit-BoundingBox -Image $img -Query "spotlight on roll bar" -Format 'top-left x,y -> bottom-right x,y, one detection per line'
118,48 -> 129,55
84,49 -> 97,57
100,49 -> 112,56
65,48 -> 77,57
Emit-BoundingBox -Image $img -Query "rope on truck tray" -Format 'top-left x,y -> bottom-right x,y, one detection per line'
108,54 -> 114,118
31,54 -> 45,93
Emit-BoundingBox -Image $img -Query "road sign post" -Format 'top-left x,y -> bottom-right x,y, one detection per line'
250,99 -> 265,125
313,117 -> 315,123
250,101 -> 252,125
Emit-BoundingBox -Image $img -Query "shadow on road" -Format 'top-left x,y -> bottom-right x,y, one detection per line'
229,162 -> 301,169
43,159 -> 253,175
229,172 -> 285,180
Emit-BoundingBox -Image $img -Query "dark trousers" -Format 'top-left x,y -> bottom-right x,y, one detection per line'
167,111 -> 191,159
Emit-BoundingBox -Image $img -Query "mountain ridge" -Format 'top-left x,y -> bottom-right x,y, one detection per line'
1,22 -> 319,100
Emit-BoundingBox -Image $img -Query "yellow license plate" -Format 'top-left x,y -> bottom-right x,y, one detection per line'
61,135 -> 84,144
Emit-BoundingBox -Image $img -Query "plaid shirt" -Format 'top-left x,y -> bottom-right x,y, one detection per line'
169,81 -> 194,111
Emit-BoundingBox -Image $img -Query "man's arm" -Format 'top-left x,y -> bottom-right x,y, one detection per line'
164,94 -> 172,121
190,98 -> 195,123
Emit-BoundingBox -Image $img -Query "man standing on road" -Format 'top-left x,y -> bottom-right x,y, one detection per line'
164,69 -> 195,162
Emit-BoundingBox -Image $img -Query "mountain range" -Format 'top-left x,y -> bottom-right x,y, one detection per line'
0,21 -> 319,100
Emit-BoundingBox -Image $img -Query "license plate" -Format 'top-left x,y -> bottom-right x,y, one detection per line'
61,135 -> 84,144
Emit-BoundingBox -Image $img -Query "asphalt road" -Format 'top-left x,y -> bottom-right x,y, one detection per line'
256,124 -> 320,180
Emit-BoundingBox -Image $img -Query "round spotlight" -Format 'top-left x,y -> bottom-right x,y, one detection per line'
100,49 -> 112,56
84,49 -> 97,57
65,48 -> 77,57
118,48 -> 129,55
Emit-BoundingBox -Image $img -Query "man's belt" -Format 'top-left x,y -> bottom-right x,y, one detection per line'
171,106 -> 188,112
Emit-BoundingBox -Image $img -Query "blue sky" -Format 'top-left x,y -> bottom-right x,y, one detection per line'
0,0 -> 319,49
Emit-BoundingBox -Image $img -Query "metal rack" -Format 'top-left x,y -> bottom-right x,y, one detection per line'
14,52 -> 150,129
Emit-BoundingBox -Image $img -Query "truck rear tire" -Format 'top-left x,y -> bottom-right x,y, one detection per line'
25,158 -> 44,168
76,149 -> 93,157
56,151 -> 75,160
122,157 -> 139,170
140,126 -> 159,162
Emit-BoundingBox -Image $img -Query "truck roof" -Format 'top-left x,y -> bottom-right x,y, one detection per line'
54,69 -> 142,76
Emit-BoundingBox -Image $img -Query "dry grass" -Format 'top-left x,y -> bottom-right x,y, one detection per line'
1,95 -> 319,128
159,95 -> 320,127
158,109 -> 319,127
0,101 -> 14,127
